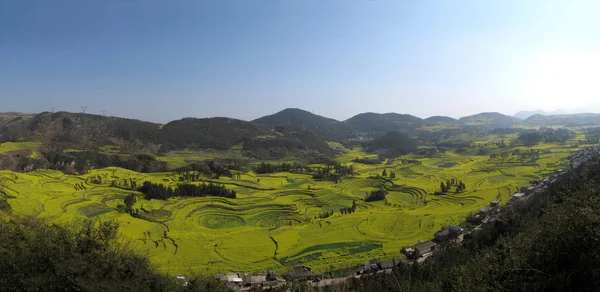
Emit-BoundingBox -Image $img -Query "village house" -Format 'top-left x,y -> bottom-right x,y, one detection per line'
243,274 -> 266,289
467,201 -> 500,223
355,258 -> 398,275
402,240 -> 436,259
512,192 -> 526,201
434,226 -> 465,243
520,186 -> 535,194
215,273 -> 244,288
286,266 -> 323,282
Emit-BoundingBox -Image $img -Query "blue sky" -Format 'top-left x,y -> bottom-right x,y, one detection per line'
1,0 -> 599,123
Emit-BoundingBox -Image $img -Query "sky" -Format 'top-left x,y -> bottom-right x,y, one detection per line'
1,0 -> 600,123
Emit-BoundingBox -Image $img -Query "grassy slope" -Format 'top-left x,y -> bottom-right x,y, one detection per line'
0,135 -> 578,276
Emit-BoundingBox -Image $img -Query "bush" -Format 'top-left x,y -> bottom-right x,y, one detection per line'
0,216 -> 230,292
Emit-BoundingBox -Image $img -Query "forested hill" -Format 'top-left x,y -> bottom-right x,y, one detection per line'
458,112 -> 522,129
343,112 -> 424,136
423,115 -> 461,125
0,111 -> 332,155
252,108 -> 355,142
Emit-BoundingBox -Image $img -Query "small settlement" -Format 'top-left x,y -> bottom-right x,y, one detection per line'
199,146 -> 600,291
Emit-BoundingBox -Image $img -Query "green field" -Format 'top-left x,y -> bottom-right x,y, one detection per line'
0,140 -> 576,276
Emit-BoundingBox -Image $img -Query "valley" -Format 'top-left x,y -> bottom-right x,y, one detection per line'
0,126 -> 578,275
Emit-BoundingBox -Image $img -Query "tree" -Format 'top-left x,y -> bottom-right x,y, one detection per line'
124,194 -> 136,214
440,182 -> 446,193
382,169 -> 387,177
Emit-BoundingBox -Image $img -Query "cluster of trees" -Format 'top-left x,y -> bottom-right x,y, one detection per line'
137,181 -> 236,200
43,150 -> 168,174
340,201 -> 357,215
399,158 -> 421,165
173,159 -> 242,179
252,161 -> 357,182
353,157 -> 383,165
517,128 -> 576,146
254,162 -> 305,174
380,169 -> 397,178
315,210 -> 334,219
584,127 -> 600,143
73,182 -> 87,191
311,164 -> 356,182
440,179 -> 466,193
365,188 -> 387,202
110,178 -> 138,190
489,148 -> 543,161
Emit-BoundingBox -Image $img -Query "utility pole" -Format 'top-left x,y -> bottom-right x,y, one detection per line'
80,106 -> 87,114
50,107 -> 55,113
101,110 -> 107,116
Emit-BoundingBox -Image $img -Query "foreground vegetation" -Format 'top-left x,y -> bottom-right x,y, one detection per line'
0,216 -> 230,292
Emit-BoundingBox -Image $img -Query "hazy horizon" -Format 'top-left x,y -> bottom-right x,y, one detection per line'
2,0 -> 600,123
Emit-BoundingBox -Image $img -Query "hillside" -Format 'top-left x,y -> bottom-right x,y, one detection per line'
365,130 -> 418,157
423,115 -> 461,125
0,112 -> 333,172
351,159 -> 600,292
0,112 -> 33,127
523,113 -> 600,126
458,112 -> 521,129
252,108 -> 354,142
344,112 -> 424,135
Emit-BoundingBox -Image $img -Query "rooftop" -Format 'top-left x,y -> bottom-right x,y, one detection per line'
414,241 -> 436,250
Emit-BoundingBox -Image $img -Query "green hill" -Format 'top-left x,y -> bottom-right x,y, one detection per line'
423,115 -> 461,125
523,113 -> 600,126
458,112 -> 521,129
252,108 -> 354,142
365,130 -> 418,158
344,112 -> 424,135
0,112 -> 330,159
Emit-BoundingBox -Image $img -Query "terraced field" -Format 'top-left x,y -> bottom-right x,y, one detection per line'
0,142 -> 575,276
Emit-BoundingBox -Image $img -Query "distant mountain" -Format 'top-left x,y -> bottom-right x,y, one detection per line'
514,110 -> 548,120
523,113 -> 600,127
365,130 -> 418,158
252,108 -> 353,142
344,112 -> 424,135
458,112 -> 521,129
423,116 -> 461,126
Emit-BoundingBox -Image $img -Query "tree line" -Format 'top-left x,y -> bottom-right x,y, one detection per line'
137,181 -> 236,200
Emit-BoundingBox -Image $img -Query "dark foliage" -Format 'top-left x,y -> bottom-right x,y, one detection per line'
0,217 -> 231,291
365,188 -> 387,202
138,181 -> 236,200
42,150 -> 168,174
352,157 -> 383,164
